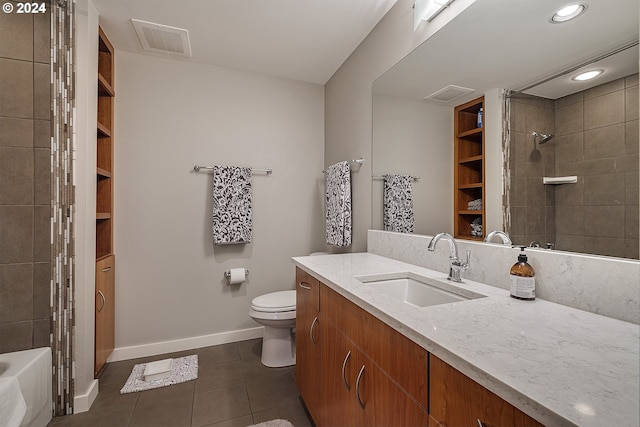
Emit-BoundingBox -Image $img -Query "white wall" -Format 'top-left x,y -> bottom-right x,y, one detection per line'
484,88 -> 504,234
325,0 -> 477,252
372,94 -> 453,234
74,0 -> 99,411
112,51 -> 324,358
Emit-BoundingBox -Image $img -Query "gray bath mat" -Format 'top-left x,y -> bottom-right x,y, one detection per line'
120,354 -> 198,394
247,420 -> 294,427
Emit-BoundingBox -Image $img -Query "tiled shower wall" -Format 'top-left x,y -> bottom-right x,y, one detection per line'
554,74 -> 639,258
509,74 -> 639,259
508,94 -> 556,248
0,3 -> 52,352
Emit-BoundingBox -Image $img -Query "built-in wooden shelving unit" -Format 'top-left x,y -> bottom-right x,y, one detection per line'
454,96 -> 485,240
95,26 -> 115,378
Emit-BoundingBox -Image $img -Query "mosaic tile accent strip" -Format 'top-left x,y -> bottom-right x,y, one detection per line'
502,91 -> 511,234
51,0 -> 75,416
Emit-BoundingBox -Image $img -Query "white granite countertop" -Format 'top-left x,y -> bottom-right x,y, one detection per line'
292,252 -> 640,427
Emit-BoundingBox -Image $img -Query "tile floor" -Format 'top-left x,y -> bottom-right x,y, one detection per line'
48,338 -> 314,427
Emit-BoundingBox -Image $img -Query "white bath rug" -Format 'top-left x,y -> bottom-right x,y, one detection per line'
120,355 -> 198,394
247,420 -> 294,427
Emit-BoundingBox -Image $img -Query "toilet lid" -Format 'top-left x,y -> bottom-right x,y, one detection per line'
251,290 -> 296,313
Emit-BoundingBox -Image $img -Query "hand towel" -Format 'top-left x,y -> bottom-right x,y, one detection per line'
325,161 -> 352,247
0,377 -> 27,427
471,216 -> 483,237
383,174 -> 414,233
212,166 -> 252,244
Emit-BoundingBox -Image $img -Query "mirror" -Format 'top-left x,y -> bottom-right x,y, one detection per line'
372,0 -> 639,259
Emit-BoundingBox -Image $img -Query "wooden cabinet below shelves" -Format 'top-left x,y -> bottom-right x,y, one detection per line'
454,96 -> 485,240
429,354 -> 544,427
95,255 -> 115,377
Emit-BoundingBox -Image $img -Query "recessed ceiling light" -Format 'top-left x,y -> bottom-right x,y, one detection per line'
572,69 -> 603,81
550,3 -> 587,23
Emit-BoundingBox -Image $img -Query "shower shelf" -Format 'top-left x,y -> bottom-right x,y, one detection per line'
543,176 -> 577,185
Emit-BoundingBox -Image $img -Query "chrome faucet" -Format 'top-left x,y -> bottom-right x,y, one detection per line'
427,232 -> 470,283
484,230 -> 512,245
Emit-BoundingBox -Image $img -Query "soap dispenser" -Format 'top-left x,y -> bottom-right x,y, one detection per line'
510,247 -> 535,300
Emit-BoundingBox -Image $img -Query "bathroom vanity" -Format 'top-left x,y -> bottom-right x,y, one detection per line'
293,253 -> 639,427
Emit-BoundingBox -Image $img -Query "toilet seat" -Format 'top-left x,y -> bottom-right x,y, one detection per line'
251,290 -> 296,313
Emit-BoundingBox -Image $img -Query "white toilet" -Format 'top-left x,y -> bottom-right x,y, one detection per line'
249,290 -> 297,367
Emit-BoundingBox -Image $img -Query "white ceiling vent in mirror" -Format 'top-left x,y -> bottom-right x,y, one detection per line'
424,85 -> 474,103
131,19 -> 192,58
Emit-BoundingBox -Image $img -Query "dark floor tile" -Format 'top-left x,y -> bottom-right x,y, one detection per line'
200,415 -> 254,427
238,338 -> 262,360
246,371 -> 301,413
241,358 -> 295,383
47,414 -> 71,425
195,360 -> 245,394
98,360 -> 140,386
129,394 -> 194,427
192,384 -> 251,427
88,387 -> 139,416
195,342 -> 241,365
49,339 -> 312,427
64,407 -> 134,427
137,380 -> 195,406
252,400 -> 313,427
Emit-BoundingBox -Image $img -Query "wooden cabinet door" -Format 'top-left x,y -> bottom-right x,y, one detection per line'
321,283 -> 428,427
295,268 -> 320,423
320,323 -> 357,427
356,350 -> 428,427
95,255 -> 115,377
430,355 -> 544,427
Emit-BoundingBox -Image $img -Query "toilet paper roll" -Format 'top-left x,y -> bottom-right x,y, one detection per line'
228,268 -> 246,285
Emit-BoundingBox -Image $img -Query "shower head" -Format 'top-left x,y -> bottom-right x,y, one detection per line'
532,131 -> 554,144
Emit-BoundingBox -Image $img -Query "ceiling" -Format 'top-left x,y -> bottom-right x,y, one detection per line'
92,0 -> 398,85
373,0 -> 639,105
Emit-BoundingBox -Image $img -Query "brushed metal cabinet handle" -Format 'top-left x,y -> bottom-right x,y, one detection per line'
310,316 -> 318,345
341,350 -> 352,390
101,266 -> 112,272
299,282 -> 312,290
97,290 -> 106,313
355,365 -> 366,409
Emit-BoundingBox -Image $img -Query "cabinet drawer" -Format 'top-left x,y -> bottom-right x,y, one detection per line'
430,354 -> 544,427
296,267 -> 319,311
321,283 -> 428,409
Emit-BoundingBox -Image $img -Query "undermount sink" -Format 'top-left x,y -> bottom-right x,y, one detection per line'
355,272 -> 486,308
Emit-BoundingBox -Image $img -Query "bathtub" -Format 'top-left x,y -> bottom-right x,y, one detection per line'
0,348 -> 52,427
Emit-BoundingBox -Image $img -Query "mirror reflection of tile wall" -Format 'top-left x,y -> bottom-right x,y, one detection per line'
508,74 -> 639,259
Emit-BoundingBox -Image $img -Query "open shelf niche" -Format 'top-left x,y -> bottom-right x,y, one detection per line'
453,96 -> 485,240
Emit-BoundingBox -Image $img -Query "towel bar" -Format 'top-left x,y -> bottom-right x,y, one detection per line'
193,165 -> 272,175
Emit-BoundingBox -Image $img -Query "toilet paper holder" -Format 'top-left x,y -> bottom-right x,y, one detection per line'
224,269 -> 249,279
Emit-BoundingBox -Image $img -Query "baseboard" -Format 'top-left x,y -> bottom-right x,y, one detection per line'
108,326 -> 264,362
73,379 -> 99,413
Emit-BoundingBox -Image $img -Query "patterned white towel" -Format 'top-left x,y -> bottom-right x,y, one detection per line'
213,166 -> 253,244
383,174 -> 414,233
325,161 -> 352,247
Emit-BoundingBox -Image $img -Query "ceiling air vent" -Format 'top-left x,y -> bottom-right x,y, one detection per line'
131,19 -> 192,58
424,85 -> 474,103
